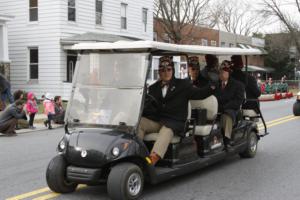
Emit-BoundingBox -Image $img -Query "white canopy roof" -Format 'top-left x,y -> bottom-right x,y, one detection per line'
72,40 -> 264,56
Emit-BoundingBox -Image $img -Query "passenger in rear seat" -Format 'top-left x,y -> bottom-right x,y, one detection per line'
187,56 -> 208,88
215,60 -> 245,148
138,56 -> 215,165
230,55 -> 261,112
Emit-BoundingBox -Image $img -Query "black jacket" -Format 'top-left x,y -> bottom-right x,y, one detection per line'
143,78 -> 213,136
231,69 -> 261,111
214,77 -> 245,121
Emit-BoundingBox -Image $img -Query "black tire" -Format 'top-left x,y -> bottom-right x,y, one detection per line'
107,163 -> 144,200
239,131 -> 258,158
293,101 -> 300,116
46,155 -> 78,193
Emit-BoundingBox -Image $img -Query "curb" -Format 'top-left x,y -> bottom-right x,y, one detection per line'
16,124 -> 64,134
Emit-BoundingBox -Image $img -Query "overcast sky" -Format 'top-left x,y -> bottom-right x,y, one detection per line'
251,0 -> 300,34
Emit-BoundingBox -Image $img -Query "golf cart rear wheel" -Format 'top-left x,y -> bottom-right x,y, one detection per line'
46,155 -> 78,193
107,163 -> 144,200
293,101 -> 300,116
239,131 -> 258,158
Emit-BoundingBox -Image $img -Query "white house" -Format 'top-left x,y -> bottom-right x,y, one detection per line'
0,0 -> 153,99
0,14 -> 14,79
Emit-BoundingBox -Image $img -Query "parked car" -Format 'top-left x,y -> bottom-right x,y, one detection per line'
293,91 -> 300,116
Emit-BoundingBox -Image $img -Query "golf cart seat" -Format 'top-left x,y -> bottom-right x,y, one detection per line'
242,109 -> 259,118
190,95 -> 218,136
143,102 -> 192,144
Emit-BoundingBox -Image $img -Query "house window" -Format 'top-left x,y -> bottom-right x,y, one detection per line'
121,3 -> 127,29
67,51 -> 77,83
142,8 -> 148,32
221,42 -> 226,47
96,0 -> 103,25
29,0 -> 38,21
201,39 -> 208,46
68,0 -> 76,21
29,48 -> 38,79
153,32 -> 158,41
211,40 -> 217,46
163,33 -> 171,43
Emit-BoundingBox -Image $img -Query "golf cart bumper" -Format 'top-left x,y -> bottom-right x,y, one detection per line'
67,165 -> 103,184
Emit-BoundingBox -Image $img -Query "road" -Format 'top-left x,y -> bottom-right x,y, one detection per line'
1,98 -> 300,200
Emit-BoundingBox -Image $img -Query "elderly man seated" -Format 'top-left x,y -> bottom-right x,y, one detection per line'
215,60 -> 245,149
138,56 -> 215,165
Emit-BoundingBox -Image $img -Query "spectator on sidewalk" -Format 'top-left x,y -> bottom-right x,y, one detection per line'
53,96 -> 65,124
43,93 -> 55,129
13,90 -> 28,129
26,92 -> 38,129
13,90 -> 24,102
0,74 -> 14,111
0,100 -> 27,136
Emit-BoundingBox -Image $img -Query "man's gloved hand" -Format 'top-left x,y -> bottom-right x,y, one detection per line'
208,80 -> 219,90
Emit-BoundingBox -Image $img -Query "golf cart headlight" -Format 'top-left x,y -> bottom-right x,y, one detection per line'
59,140 -> 66,150
112,147 -> 120,157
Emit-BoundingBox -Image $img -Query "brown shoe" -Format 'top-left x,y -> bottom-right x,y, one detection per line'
149,152 -> 161,165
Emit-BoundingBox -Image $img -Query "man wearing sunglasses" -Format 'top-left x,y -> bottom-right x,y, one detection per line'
138,56 -> 215,165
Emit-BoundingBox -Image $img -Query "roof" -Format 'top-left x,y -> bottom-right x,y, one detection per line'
61,32 -> 139,45
243,65 -> 274,72
71,40 -> 265,56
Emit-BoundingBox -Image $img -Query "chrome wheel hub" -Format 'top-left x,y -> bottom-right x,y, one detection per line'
250,135 -> 257,152
127,172 -> 141,196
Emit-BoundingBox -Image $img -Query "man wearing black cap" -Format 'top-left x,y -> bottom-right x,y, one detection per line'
231,55 -> 261,112
187,56 -> 207,88
215,60 -> 245,148
138,56 -> 215,165
198,54 -> 219,84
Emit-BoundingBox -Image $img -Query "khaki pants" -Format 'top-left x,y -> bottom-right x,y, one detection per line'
138,117 -> 174,158
0,118 -> 17,134
221,114 -> 233,139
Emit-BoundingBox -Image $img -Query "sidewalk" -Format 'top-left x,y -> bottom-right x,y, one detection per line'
16,113 -> 64,134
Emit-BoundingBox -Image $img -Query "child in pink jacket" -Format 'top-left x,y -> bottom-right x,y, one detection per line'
43,93 -> 55,129
26,92 -> 38,129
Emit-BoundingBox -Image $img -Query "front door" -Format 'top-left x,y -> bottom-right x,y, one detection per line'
67,53 -> 77,83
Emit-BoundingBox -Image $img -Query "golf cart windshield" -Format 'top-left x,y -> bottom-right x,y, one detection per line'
66,53 -> 149,128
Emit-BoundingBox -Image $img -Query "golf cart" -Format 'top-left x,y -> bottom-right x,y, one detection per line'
293,91 -> 300,116
46,41 -> 268,200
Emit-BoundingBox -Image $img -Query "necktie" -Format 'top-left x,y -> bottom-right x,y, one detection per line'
162,85 -> 168,98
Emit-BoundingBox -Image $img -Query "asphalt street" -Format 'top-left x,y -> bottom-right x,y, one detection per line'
1,98 -> 300,200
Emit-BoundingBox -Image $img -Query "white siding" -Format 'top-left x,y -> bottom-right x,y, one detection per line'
0,0 -> 153,100
59,0 -> 153,40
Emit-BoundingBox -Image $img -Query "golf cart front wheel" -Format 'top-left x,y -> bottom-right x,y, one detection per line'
107,163 -> 144,200
46,155 -> 78,193
239,131 -> 258,158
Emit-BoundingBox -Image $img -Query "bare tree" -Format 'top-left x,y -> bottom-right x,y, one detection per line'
260,0 -> 300,53
154,0 -> 211,44
211,0 -> 266,36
